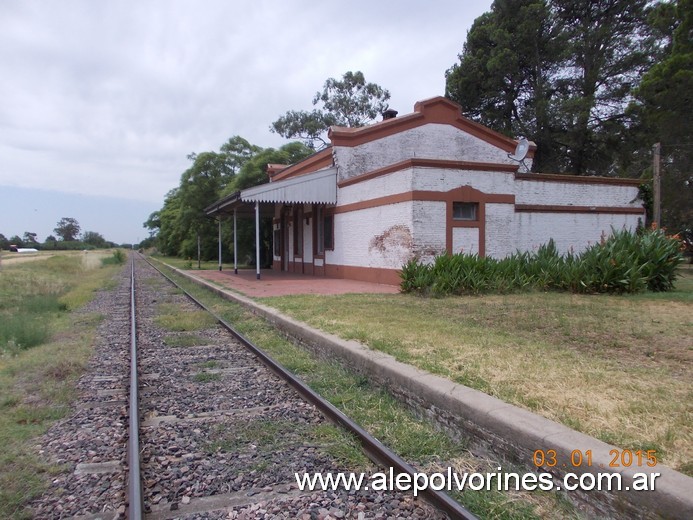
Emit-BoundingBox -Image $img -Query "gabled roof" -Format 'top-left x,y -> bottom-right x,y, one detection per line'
328,96 -> 535,157
270,147 -> 333,182
263,97 -> 534,184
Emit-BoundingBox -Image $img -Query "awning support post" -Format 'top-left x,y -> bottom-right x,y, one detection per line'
255,201 -> 261,280
233,209 -> 238,275
217,218 -> 222,271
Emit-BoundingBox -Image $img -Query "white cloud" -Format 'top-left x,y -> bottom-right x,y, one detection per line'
0,0 -> 491,208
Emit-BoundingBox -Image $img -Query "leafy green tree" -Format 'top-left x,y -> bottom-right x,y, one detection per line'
446,0 -> 654,175
176,150 -> 238,259
22,232 -> 38,245
446,0 -> 562,171
630,0 -> 692,233
82,231 -> 107,248
144,136 -> 264,259
54,217 -> 81,241
220,135 -> 263,173
0,233 -> 9,250
224,141 -> 314,194
9,235 -> 23,248
220,141 -> 313,266
552,0 -> 652,174
144,189 -> 183,257
272,71 -> 391,148
145,135 -> 313,261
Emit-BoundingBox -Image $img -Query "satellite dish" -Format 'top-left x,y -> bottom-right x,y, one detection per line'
509,138 -> 529,161
508,137 -> 530,172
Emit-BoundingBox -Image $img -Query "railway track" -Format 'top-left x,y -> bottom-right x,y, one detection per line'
32,254 -> 477,519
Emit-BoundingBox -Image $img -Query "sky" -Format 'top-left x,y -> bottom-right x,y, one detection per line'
0,0 -> 492,245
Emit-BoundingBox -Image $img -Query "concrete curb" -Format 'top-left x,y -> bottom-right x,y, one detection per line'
176,267 -> 692,520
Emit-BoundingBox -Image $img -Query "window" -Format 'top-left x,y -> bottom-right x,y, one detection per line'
315,206 -> 334,254
324,215 -> 334,250
452,202 -> 478,221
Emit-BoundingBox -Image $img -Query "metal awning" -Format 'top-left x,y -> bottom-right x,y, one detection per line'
205,167 -> 337,217
243,167 -> 336,204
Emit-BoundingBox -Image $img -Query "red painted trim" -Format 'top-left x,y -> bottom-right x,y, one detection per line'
329,96 -> 535,156
515,204 -> 645,214
324,264 -> 401,286
270,149 -> 333,181
334,188 -> 514,215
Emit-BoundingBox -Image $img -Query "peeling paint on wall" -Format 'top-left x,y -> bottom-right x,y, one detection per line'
369,224 -> 413,265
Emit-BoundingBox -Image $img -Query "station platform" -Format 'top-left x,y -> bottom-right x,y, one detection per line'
190,268 -> 400,298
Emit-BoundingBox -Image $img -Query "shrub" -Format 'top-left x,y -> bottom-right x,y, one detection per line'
400,229 -> 684,296
101,249 -> 127,266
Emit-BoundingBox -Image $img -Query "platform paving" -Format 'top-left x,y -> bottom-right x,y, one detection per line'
191,268 -> 400,298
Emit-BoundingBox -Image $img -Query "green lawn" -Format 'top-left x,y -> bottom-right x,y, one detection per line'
261,267 -> 693,475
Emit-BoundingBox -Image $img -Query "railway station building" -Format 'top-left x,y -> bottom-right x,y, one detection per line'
205,96 -> 645,285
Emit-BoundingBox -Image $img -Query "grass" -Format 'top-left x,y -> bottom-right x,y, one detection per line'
206,418 -> 369,471
150,254 -> 250,272
193,372 -> 221,383
162,334 -> 210,347
260,266 -> 692,475
0,251 -> 122,518
153,259 -> 579,519
154,303 -> 217,331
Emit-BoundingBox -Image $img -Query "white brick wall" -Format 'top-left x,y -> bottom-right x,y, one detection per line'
338,169 -> 414,205
485,203 -> 516,258
412,168 -> 514,194
334,124 -> 517,182
515,179 -> 641,208
305,119 -> 644,274
513,212 -> 642,255
452,228 -> 479,256
329,202 -> 415,269
412,201 -> 446,262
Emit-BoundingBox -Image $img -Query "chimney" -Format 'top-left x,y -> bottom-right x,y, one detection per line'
382,109 -> 398,121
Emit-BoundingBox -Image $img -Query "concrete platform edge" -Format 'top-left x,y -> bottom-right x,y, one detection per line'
175,267 -> 692,520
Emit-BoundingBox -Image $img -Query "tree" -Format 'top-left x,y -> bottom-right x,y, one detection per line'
445,0 -> 654,175
0,233 -> 9,250
272,71 -> 391,148
54,217 -> 81,241
82,231 -> 107,248
144,189 -> 183,257
629,0 -> 692,233
223,141 -> 313,194
552,0 -> 652,174
22,232 -> 38,245
145,135 -> 313,261
175,150 -> 240,259
220,136 -> 262,174
445,0 -> 562,171
9,235 -> 23,248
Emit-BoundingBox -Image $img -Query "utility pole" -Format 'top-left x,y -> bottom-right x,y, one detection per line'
653,142 -> 661,228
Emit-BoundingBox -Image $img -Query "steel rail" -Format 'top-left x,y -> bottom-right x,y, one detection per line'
141,255 -> 478,520
128,255 -> 144,519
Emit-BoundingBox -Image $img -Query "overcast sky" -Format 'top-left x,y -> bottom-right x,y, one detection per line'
0,0 -> 492,244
